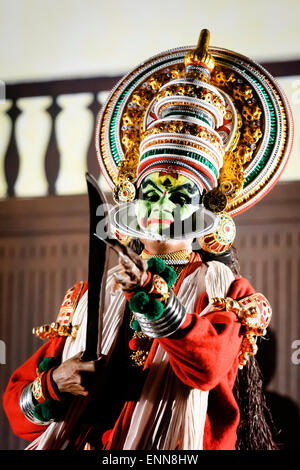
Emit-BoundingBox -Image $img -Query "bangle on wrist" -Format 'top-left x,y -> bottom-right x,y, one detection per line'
20,383 -> 53,425
128,257 -> 185,338
20,357 -> 65,425
134,290 -> 186,338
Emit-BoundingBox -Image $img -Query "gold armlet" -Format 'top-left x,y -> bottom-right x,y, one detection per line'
211,293 -> 272,368
32,281 -> 84,341
32,322 -> 80,340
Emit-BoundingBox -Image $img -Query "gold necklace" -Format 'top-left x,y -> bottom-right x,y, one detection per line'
141,249 -> 191,263
141,249 -> 191,276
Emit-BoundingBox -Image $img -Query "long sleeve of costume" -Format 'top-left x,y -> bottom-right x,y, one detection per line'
155,275 -> 256,450
158,276 -> 255,392
3,337 -> 66,440
3,281 -> 87,441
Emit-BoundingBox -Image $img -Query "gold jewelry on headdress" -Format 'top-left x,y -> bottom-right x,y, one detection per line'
184,29 -> 215,80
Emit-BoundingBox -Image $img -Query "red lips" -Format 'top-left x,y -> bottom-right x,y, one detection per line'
146,218 -> 173,227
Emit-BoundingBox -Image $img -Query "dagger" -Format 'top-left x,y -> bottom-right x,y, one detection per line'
81,172 -> 145,362
81,172 -> 111,362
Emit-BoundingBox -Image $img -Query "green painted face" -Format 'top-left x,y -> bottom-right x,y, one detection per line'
136,172 -> 201,235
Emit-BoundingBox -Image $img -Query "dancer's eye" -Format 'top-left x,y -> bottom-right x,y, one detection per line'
169,193 -> 191,206
143,191 -> 160,202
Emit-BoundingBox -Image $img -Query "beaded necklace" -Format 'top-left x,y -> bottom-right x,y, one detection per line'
128,249 -> 192,368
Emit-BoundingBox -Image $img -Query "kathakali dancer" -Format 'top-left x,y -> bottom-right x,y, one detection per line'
3,30 -> 293,450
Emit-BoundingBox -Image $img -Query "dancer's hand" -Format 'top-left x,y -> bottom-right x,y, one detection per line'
52,352 -> 106,397
111,245 -> 148,293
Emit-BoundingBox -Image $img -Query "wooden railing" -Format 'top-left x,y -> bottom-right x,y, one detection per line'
1,76 -> 122,197
1,59 -> 299,198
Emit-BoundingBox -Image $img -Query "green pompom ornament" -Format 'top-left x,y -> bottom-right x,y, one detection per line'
33,400 -> 64,423
146,257 -> 177,287
129,291 -> 150,313
128,256 -> 176,323
129,292 -> 165,321
38,357 -> 58,374
147,257 -> 166,275
161,266 -> 177,287
143,298 -> 164,321
131,319 -> 141,332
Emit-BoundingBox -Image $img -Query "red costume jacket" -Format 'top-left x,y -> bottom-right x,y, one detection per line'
3,254 -> 255,450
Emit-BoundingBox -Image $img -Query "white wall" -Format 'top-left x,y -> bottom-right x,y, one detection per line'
1,0 -> 300,82
277,76 -> 300,181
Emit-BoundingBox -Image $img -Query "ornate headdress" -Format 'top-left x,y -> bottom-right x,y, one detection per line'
95,29 -> 293,249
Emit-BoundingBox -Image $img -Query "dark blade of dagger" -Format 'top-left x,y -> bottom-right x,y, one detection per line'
81,172 -> 111,362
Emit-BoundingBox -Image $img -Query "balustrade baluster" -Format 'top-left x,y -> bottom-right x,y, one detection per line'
55,93 -> 94,195
45,99 -> 61,195
4,100 -> 21,197
14,96 -> 52,197
0,100 -> 12,197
